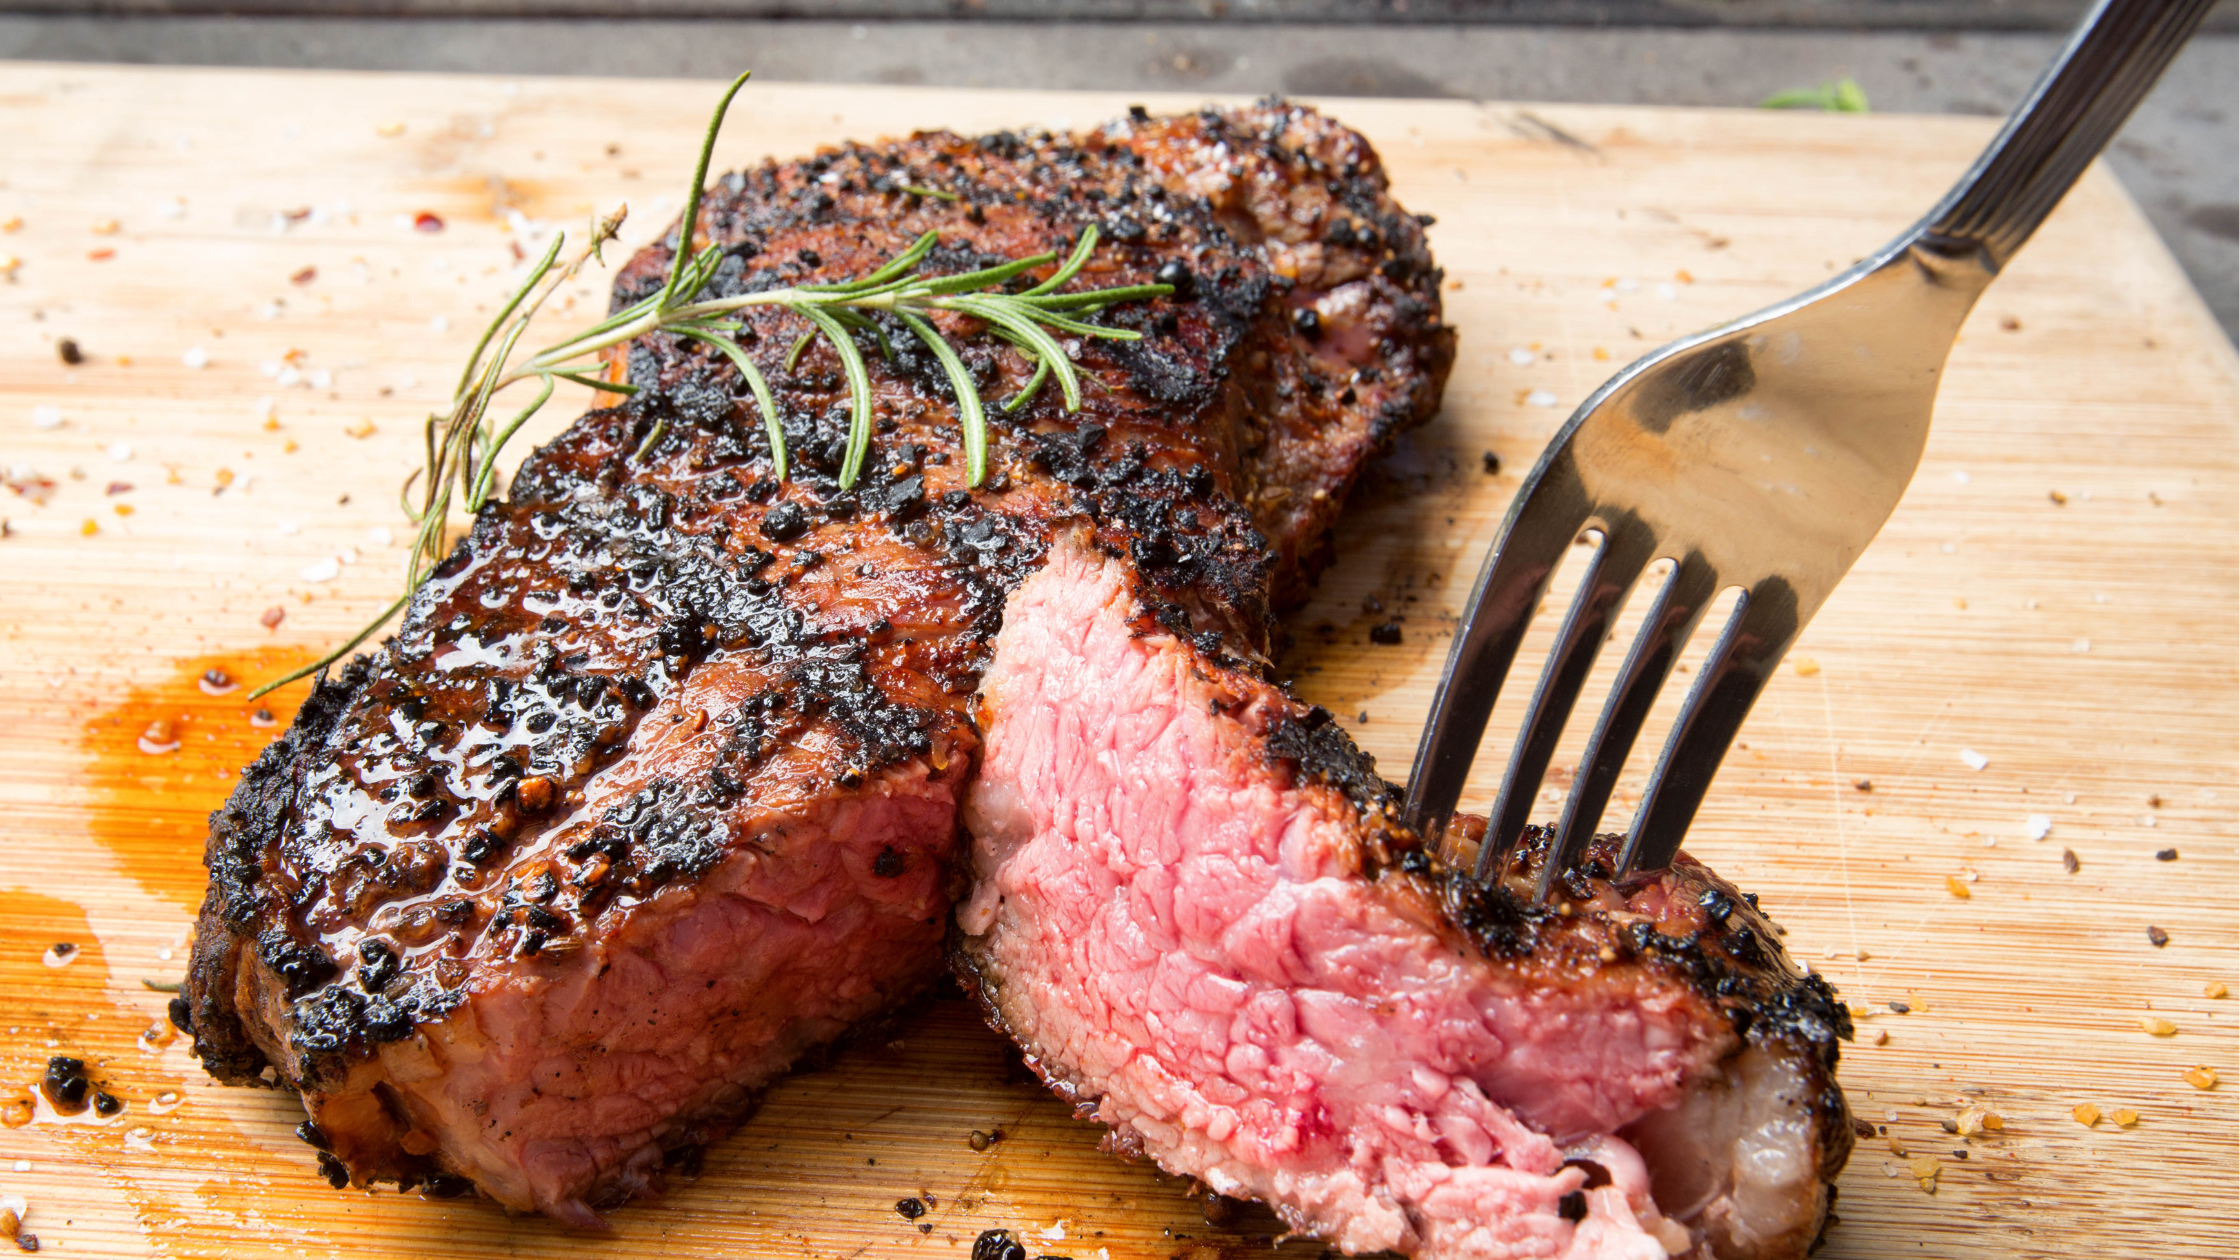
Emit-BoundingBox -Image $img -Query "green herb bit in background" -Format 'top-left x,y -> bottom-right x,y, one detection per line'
1760,77 -> 1871,114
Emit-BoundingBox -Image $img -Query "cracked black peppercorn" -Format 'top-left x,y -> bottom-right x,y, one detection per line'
971,1230 -> 1027,1260
761,501 -> 810,542
894,1197 -> 926,1220
40,1057 -> 87,1111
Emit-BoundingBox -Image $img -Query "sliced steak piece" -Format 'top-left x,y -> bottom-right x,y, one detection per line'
181,99 -> 1452,1223
954,539 -> 1854,1260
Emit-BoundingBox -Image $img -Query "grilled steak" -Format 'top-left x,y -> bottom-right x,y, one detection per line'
181,100 -> 1453,1223
954,539 -> 1854,1260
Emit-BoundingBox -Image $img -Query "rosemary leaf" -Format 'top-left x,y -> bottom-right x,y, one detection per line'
784,330 -> 815,373
1003,353 -> 1052,414
948,295 -> 1081,411
899,311 -> 987,485
791,303 -> 877,488
1021,226 -> 1099,297
545,368 -> 635,394
457,234 -> 565,400
679,328 -> 787,481
659,70 -> 753,309
917,252 -> 1059,296
246,591 -> 413,700
470,376 -> 555,510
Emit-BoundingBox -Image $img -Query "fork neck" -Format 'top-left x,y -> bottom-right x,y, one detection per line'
1916,0 -> 2217,272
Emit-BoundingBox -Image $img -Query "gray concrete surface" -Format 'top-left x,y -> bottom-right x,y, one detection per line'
2,16 -> 2232,336
5,0 -> 2234,29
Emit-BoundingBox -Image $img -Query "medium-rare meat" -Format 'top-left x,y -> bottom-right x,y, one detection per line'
180,99 -> 1453,1223
952,542 -> 1854,1260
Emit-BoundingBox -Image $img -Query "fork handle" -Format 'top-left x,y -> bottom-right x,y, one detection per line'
1919,0 -> 2217,270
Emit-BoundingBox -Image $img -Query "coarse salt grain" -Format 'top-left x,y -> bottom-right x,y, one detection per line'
276,521 -> 299,536
2072,638 -> 2092,653
2024,814 -> 2052,840
30,406 -> 62,430
1525,389 -> 1558,408
1507,347 -> 1535,366
1952,470 -> 1971,484
181,346 -> 209,369
107,442 -> 131,463
1615,277 -> 1640,294
1654,282 -> 1679,301
367,526 -> 394,546
1959,749 -> 1989,771
299,557 -> 341,583
430,315 -> 450,333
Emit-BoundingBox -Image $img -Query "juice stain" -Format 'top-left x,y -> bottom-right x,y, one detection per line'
78,646 -> 321,913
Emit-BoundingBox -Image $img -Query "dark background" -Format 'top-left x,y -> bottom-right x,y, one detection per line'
3,0 -> 2231,336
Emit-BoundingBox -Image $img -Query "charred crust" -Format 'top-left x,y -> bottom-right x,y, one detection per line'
1434,826 -> 1855,1185
1261,704 -> 1400,820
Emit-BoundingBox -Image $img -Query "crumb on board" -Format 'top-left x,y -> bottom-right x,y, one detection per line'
1944,874 -> 1971,899
2111,1108 -> 2139,1127
2073,1102 -> 2101,1127
2140,1017 -> 2178,1037
2184,1066 -> 2218,1090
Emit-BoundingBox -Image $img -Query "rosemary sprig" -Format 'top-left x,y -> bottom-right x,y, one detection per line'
251,70 -> 1169,698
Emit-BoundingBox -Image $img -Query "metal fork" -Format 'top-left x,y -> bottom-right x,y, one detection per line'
1404,0 -> 2217,900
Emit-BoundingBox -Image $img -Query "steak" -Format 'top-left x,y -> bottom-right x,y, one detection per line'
953,539 -> 1854,1260
181,100 -> 1453,1224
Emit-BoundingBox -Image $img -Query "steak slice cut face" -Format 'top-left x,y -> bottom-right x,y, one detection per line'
180,100 -> 1453,1224
954,540 -> 1855,1260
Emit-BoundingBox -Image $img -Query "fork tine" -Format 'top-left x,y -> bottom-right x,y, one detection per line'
1403,451 -> 1592,856
1476,515 -> 1657,882
1616,573 -> 1806,879
1533,550 -> 1719,900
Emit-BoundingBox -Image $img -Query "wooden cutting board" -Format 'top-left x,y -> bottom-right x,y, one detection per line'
0,64 -> 2231,1260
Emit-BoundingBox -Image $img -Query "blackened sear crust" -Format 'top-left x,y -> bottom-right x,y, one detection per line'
612,96 -> 1454,615
186,654 -> 370,1085
1437,827 -> 1856,1187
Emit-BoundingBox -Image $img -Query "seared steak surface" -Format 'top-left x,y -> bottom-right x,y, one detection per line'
954,542 -> 1853,1260
182,100 -> 1452,1223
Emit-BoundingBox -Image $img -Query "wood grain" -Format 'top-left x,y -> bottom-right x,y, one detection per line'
0,65 -> 2231,1260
